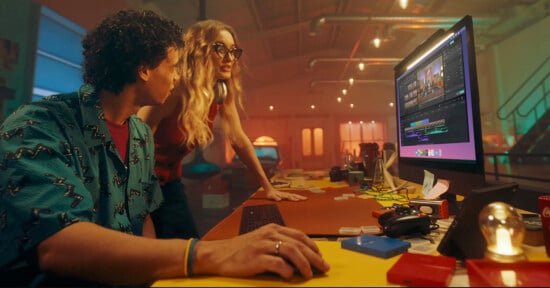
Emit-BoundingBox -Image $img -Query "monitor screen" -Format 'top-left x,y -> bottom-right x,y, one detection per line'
254,146 -> 280,160
394,15 -> 485,197
234,146 -> 280,161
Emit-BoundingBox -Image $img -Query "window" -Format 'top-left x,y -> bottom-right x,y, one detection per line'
33,6 -> 85,101
302,129 -> 312,156
340,121 -> 385,155
313,128 -> 324,156
301,128 -> 324,157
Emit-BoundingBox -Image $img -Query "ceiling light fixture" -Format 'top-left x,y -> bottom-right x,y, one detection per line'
398,0 -> 408,10
373,37 -> 381,48
350,103 -> 354,108
269,105 -> 274,111
349,77 -> 354,86
337,97 -> 342,103
310,104 -> 316,109
358,62 -> 365,71
342,88 -> 347,95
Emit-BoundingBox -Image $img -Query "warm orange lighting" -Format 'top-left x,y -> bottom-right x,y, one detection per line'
399,0 -> 408,9
389,102 -> 394,107
337,97 -> 342,103
301,129 -> 312,156
350,103 -> 354,108
373,37 -> 381,48
358,62 -> 365,71
313,128 -> 324,156
349,77 -> 354,86
310,104 -> 315,109
342,88 -> 347,95
269,105 -> 274,111
302,128 -> 325,157
340,121 -> 386,156
253,136 -> 277,146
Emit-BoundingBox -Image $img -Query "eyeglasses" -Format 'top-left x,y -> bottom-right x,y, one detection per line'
212,42 -> 243,60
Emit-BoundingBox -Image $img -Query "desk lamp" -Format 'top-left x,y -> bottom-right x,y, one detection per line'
478,201 -> 527,262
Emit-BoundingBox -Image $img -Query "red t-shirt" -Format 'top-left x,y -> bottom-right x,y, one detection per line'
154,104 -> 219,185
106,120 -> 129,163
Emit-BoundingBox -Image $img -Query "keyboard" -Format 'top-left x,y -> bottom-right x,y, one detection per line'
239,204 -> 286,234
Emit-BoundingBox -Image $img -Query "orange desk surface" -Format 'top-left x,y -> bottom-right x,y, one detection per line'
203,183 -> 384,240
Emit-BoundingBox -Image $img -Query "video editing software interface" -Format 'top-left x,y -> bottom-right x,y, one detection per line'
396,26 -> 476,163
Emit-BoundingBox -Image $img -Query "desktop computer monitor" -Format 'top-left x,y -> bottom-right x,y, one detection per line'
233,145 -> 281,178
393,15 -> 485,198
233,146 -> 281,163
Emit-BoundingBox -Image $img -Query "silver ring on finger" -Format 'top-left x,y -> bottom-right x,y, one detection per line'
275,240 -> 283,256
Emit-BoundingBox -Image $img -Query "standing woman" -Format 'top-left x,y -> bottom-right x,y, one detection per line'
138,19 -> 307,239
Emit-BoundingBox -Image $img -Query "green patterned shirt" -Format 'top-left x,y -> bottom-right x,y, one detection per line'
0,85 -> 163,269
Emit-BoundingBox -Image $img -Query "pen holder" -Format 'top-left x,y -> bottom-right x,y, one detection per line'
372,157 -> 385,186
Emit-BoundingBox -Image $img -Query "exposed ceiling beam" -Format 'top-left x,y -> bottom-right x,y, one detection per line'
309,15 -> 498,36
310,79 -> 394,89
308,57 -> 402,69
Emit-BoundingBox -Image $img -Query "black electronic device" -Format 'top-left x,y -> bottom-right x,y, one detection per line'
378,205 -> 432,238
437,182 -> 519,260
393,15 -> 486,198
329,166 -> 345,182
239,204 -> 286,234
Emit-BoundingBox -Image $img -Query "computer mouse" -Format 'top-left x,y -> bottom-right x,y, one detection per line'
286,259 -> 325,276
261,261 -> 325,278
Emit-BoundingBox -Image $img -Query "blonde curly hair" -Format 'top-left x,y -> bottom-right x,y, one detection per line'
177,19 -> 244,149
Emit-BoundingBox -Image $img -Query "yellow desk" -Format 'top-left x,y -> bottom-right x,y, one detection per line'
153,240 -> 400,287
152,177 -> 549,287
153,241 -> 548,287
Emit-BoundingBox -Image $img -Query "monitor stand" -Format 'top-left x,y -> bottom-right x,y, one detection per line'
439,193 -> 460,216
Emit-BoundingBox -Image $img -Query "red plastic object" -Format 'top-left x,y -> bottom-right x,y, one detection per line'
466,259 -> 550,287
387,252 -> 456,287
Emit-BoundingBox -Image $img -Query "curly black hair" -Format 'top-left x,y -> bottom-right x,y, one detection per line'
82,9 -> 184,94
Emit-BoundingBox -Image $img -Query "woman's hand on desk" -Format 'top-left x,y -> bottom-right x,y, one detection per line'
265,187 -> 308,201
192,223 -> 330,280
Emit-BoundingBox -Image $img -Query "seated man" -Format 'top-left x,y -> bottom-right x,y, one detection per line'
0,9 -> 329,286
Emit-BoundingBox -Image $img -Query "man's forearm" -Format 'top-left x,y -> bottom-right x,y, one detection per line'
37,222 -> 186,285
